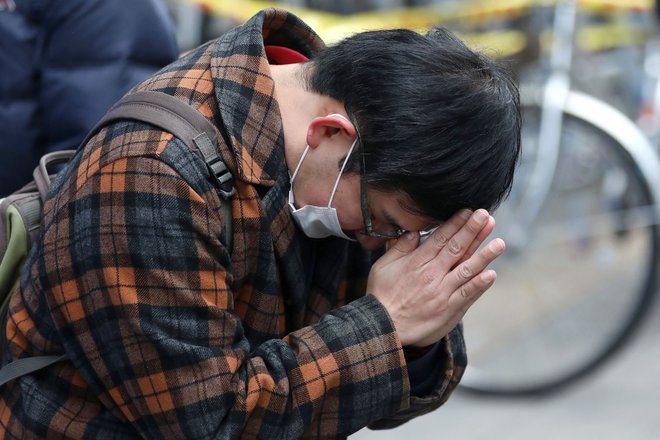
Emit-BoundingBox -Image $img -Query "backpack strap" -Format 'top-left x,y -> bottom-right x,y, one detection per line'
100,91 -> 234,247
82,91 -> 234,246
0,91 -> 234,387
0,354 -> 67,388
87,91 -> 236,199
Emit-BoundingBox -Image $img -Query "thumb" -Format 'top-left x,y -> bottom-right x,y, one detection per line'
378,232 -> 420,266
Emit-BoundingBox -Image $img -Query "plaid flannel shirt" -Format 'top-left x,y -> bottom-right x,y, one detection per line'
0,9 -> 466,439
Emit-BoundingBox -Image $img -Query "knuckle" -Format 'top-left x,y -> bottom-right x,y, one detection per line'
421,271 -> 435,285
432,230 -> 449,247
458,264 -> 473,279
447,238 -> 462,256
459,284 -> 470,299
465,220 -> 481,234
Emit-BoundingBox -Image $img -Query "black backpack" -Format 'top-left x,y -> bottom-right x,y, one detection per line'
0,91 -> 234,387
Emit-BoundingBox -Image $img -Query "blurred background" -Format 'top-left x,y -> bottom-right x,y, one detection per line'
160,0 -> 660,437
2,0 -> 657,436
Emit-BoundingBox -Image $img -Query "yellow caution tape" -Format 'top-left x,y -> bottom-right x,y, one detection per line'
189,0 -> 654,55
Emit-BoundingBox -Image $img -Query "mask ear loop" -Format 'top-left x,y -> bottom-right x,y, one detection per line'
290,145 -> 311,184
325,112 -> 356,208
327,138 -> 358,207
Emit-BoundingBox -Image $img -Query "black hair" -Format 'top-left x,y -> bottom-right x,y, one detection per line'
306,27 -> 521,221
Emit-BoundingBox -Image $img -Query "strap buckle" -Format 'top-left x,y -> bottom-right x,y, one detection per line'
193,133 -> 235,199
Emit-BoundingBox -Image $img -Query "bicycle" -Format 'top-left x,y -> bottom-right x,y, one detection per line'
458,0 -> 660,396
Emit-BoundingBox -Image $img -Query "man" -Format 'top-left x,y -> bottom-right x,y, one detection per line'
0,8 -> 520,439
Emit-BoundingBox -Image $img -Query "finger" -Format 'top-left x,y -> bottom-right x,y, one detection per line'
374,231 -> 420,266
435,209 -> 490,272
459,215 -> 496,266
414,209 -> 472,264
447,268 -> 497,317
445,238 -> 505,293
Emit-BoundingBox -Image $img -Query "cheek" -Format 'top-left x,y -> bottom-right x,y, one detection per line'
334,185 -> 364,229
341,203 -> 363,228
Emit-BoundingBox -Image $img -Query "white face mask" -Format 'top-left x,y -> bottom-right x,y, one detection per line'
288,115 -> 358,241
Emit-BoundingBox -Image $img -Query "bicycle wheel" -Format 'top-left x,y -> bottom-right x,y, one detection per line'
459,90 -> 660,396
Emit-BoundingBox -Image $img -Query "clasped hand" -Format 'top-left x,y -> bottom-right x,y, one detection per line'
367,208 -> 504,347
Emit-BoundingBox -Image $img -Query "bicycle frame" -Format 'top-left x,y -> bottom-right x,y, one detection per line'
526,88 -> 660,210
514,0 -> 660,246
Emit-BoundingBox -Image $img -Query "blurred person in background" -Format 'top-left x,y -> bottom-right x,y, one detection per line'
0,7 -> 520,438
0,0 -> 178,196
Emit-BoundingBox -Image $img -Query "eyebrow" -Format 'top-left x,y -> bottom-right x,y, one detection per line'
385,205 -> 440,233
382,209 -> 403,230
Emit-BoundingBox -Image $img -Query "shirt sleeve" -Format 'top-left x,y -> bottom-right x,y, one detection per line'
405,342 -> 446,397
367,322 -> 467,431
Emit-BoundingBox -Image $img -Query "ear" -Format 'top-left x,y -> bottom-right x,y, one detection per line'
306,113 -> 357,149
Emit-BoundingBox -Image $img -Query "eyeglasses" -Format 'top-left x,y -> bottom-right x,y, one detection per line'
348,110 -> 439,241
347,110 -> 408,239
359,177 -> 408,239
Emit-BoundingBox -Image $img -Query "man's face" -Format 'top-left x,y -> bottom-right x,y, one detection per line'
291,113 -> 436,250
331,173 -> 437,251
356,191 -> 436,250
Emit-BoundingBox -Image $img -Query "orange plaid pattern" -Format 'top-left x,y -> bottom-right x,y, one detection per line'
0,9 -> 465,438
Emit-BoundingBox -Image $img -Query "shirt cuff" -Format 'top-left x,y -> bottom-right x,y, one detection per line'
405,342 -> 446,396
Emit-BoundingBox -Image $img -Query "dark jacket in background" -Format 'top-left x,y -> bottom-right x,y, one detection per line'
0,0 -> 178,196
